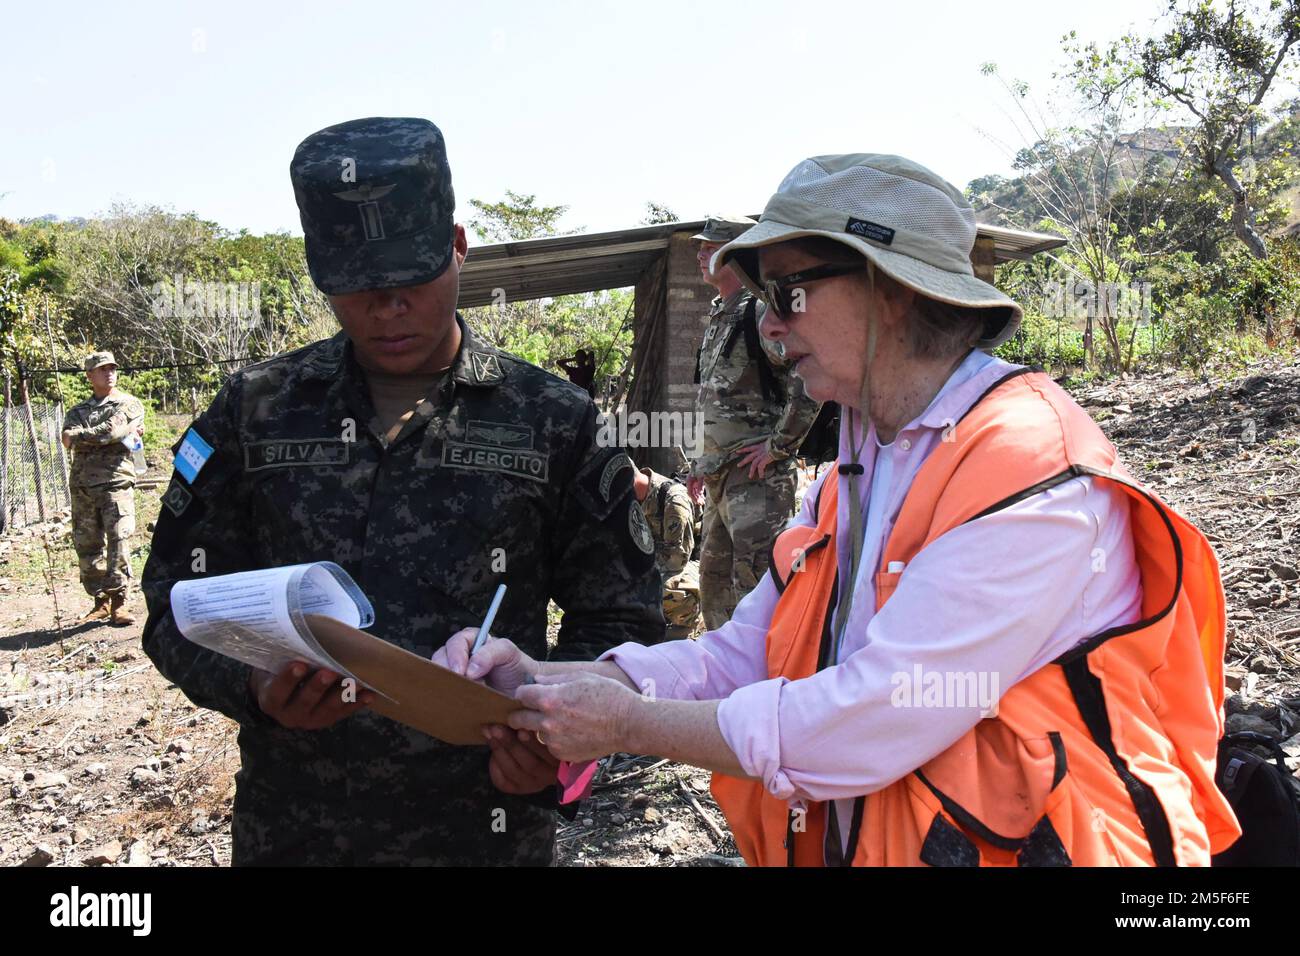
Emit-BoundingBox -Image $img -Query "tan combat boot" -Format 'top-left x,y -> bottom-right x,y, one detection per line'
80,594 -> 111,623
109,593 -> 136,627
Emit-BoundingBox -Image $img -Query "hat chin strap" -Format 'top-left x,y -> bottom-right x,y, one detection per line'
832,264 -> 879,653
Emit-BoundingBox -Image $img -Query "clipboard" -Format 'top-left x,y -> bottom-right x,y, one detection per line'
305,613 -> 519,745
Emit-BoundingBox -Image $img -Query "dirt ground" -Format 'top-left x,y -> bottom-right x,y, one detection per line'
3,359 -> 1299,868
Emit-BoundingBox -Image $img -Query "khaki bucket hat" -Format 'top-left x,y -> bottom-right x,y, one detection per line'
711,154 -> 1023,348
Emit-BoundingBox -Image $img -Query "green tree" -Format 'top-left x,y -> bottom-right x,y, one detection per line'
1066,0 -> 1300,258
639,201 -> 679,225
980,63 -> 1182,370
461,191 -> 633,402
467,190 -> 570,242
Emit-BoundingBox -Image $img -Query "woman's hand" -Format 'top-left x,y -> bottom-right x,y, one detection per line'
431,628 -> 538,696
508,671 -> 642,763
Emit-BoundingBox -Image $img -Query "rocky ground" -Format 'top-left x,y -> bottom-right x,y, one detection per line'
2,358 -> 1299,868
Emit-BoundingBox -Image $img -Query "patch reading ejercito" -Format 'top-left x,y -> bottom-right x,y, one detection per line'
442,441 -> 549,483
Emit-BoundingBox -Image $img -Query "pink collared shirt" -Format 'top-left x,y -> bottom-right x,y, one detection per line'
602,350 -> 1142,847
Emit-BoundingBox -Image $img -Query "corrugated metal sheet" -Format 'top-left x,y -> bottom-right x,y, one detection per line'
457,219 -> 1065,308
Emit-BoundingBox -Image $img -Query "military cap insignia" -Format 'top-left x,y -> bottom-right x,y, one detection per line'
332,183 -> 397,203
628,500 -> 655,555
332,183 -> 396,241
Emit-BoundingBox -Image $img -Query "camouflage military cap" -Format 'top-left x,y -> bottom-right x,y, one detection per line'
84,351 -> 116,372
290,117 -> 456,295
691,215 -> 757,243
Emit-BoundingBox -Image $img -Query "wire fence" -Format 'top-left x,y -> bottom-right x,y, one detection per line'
2,371 -> 72,533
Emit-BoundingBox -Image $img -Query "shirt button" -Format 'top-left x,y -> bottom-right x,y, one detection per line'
899,438 -> 912,451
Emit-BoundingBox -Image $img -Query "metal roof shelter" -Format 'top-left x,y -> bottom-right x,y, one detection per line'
457,218 -> 1065,474
458,220 -> 1065,308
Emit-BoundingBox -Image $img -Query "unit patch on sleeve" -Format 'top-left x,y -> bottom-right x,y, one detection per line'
628,500 -> 655,555
599,453 -> 634,502
161,477 -> 194,517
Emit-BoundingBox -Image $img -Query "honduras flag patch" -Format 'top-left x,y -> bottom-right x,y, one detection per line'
174,428 -> 213,484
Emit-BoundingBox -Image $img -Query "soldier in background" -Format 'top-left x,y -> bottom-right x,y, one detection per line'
61,352 -> 145,626
557,348 -> 597,398
140,117 -> 662,866
632,465 -> 700,640
688,216 -> 822,630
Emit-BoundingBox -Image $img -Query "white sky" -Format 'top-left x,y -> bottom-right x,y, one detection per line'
1,0 -> 1166,237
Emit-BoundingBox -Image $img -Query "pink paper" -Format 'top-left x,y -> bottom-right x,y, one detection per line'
557,759 -> 598,804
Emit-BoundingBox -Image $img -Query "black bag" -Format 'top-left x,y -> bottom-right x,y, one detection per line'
796,402 -> 840,464
1211,731 -> 1300,866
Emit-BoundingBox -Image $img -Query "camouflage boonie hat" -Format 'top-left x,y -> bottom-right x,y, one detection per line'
84,351 -> 116,372
691,215 -> 756,243
290,117 -> 456,295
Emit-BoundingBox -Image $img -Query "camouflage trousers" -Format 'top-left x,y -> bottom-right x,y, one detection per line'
70,483 -> 136,598
699,457 -> 798,631
229,731 -> 560,866
663,559 -> 701,640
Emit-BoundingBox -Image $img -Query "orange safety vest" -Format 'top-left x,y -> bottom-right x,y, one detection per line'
711,369 -> 1240,866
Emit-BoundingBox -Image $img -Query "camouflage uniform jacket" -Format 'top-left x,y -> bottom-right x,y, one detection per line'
141,316 -> 664,865
693,290 -> 821,478
639,467 -> 694,578
62,391 -> 145,490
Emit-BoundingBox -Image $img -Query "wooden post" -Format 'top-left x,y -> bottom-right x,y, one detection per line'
18,371 -> 48,523
1,368 -> 11,533
971,236 -> 997,285
43,297 -> 71,505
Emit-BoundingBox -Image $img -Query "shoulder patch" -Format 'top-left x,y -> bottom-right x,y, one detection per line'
599,453 -> 635,503
161,477 -> 193,517
628,500 -> 655,555
572,448 -> 635,520
174,428 -> 214,484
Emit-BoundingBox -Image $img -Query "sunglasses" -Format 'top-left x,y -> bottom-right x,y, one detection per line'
760,263 -> 867,319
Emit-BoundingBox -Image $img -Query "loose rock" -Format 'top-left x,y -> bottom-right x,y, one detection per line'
22,844 -> 55,867
85,840 -> 122,865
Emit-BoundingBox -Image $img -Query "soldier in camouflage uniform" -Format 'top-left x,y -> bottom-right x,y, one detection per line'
632,465 -> 700,640
689,216 -> 823,630
61,352 -> 145,626
140,117 -> 663,866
